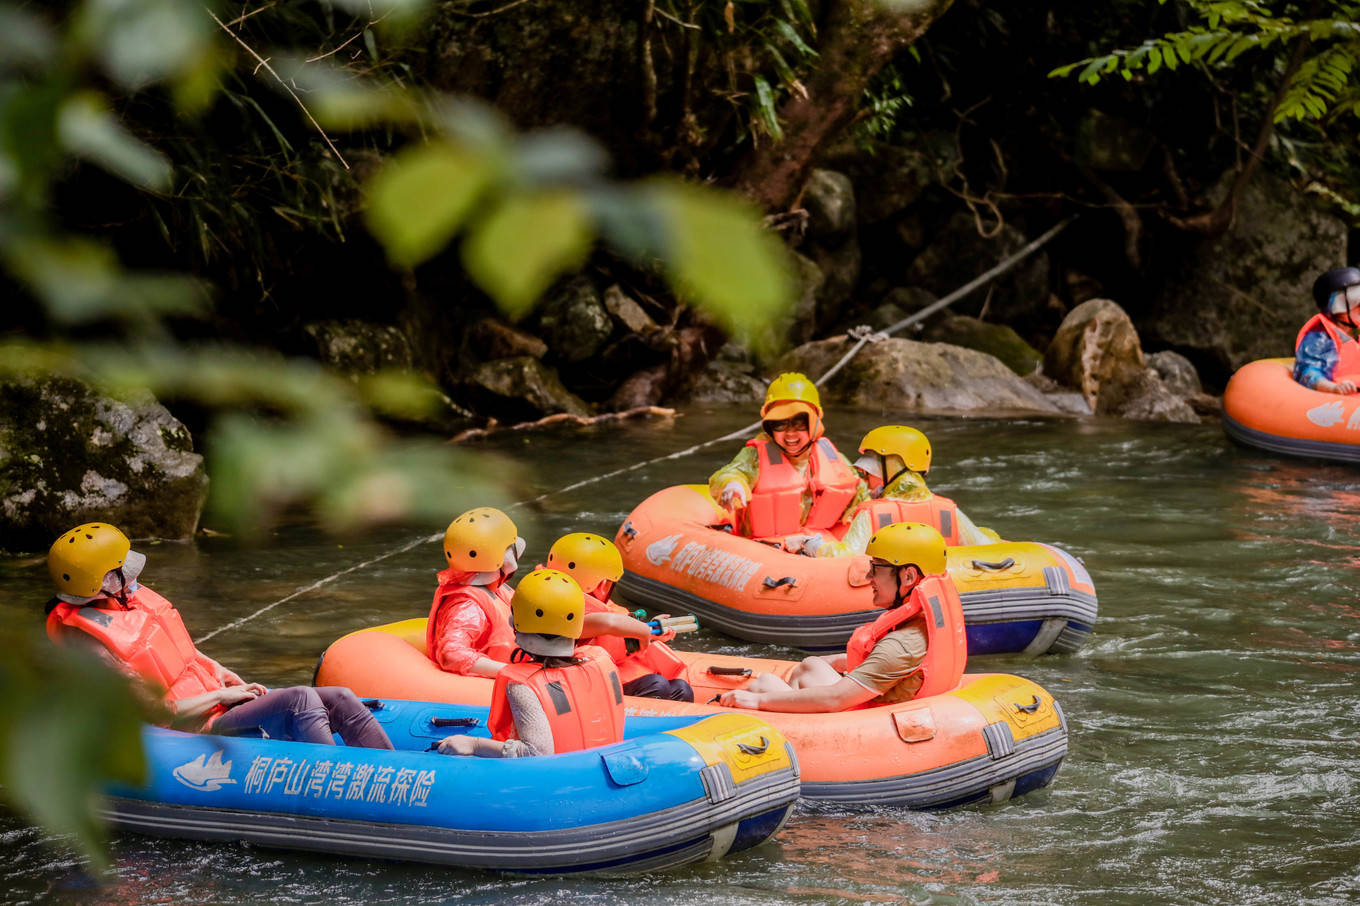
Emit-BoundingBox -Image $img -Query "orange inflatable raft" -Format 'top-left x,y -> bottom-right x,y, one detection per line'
1223,358 -> 1360,463
315,619 -> 1069,809
612,485 -> 1097,656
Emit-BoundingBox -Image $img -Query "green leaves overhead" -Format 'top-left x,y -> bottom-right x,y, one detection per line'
76,0 -> 214,91
648,178 -> 793,342
365,142 -> 494,269
463,191 -> 594,319
58,93 -> 172,190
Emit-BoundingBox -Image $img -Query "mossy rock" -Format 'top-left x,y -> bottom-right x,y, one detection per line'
922,315 -> 1042,376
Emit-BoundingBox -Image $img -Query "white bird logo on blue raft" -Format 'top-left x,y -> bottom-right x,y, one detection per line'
646,534 -> 683,566
173,750 -> 236,791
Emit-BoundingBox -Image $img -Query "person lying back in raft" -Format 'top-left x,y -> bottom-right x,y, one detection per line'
1295,267 -> 1360,395
794,425 -> 996,558
45,523 -> 393,748
708,372 -> 868,545
436,569 -> 625,758
546,532 -> 695,702
716,522 -> 966,712
427,506 -> 526,678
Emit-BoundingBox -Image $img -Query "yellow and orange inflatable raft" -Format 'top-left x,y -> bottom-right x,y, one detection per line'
1224,358 -> 1360,463
315,619 -> 1068,809
611,485 -> 1097,656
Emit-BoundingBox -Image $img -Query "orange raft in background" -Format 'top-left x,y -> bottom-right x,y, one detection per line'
315,619 -> 1069,809
612,485 -> 1097,656
1223,358 -> 1360,464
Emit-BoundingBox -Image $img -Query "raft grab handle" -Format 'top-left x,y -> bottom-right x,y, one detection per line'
737,736 -> 771,756
762,575 -> 797,589
1014,695 -> 1042,714
706,666 -> 753,676
430,717 -> 482,728
971,558 -> 1016,571
622,522 -> 637,540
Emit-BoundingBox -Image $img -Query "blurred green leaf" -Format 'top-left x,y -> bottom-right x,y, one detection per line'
279,57 -> 424,131
366,141 -> 494,268
587,184 -> 669,260
77,0 -> 214,90
0,6 -> 58,71
0,632 -> 146,871
646,178 -> 794,341
462,190 -> 594,319
58,92 -> 173,190
354,370 -> 444,421
509,127 -> 609,187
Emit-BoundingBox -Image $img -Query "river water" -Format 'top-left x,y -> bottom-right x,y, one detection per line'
2,408 -> 1357,905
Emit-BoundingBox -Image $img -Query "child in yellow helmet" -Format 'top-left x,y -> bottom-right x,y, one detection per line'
806,425 -> 996,558
708,372 -> 867,545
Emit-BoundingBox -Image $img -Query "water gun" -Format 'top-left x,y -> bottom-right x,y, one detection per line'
631,610 -> 699,635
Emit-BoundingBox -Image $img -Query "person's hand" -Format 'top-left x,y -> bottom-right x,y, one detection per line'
436,735 -> 479,756
718,481 -> 747,509
1319,378 -> 1358,394
217,686 -> 262,707
239,682 -> 268,696
649,614 -> 675,644
717,689 -> 762,710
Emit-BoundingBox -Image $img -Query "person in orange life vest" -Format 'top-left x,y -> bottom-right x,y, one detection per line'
546,532 -> 695,702
436,569 -> 625,758
44,523 -> 392,748
1294,267 -> 1360,394
717,522 -> 965,712
708,372 -> 868,543
427,506 -> 527,678
801,425 -> 996,558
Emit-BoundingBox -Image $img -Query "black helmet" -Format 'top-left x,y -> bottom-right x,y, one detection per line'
1312,267 -> 1360,312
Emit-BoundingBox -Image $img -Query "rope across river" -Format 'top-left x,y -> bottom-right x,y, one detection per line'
195,217 -> 1072,644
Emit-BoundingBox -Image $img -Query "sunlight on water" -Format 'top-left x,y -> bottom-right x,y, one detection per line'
2,410 -> 1358,905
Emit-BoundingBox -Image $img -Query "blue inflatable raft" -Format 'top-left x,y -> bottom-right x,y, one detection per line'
102,699 -> 800,874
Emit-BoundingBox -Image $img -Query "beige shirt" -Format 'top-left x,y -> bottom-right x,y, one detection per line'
845,620 -> 928,704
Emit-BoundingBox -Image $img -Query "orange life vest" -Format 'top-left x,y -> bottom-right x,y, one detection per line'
745,436 -> 860,537
844,575 -> 967,700
853,494 -> 963,545
425,573 -> 517,666
46,586 -> 226,727
580,594 -> 686,684
487,646 -> 626,753
1296,313 -> 1360,383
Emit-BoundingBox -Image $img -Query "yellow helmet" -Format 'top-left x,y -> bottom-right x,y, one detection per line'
865,522 -> 948,576
442,507 -> 518,572
859,425 -> 932,477
761,372 -> 822,421
546,532 -> 623,593
511,568 -> 585,640
48,523 -> 130,597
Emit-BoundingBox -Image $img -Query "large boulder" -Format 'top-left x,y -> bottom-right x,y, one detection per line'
776,337 -> 1061,413
1044,299 -> 1198,423
922,315 -> 1042,376
1141,173 -> 1348,376
304,320 -> 413,373
461,357 -> 591,420
671,360 -> 767,405
0,377 -> 208,550
534,277 -> 614,364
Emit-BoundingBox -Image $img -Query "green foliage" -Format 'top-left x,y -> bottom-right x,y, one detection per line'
0,630 -> 147,872
1049,1 -> 1360,125
462,190 -> 594,319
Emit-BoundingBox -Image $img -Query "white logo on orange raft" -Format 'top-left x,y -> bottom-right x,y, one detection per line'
666,541 -> 762,591
646,534 -> 682,566
1307,400 -> 1346,428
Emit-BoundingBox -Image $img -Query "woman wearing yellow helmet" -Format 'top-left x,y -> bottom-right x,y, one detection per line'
44,523 -> 393,749
548,533 -> 695,702
436,569 -> 625,758
708,372 -> 868,544
717,523 -> 966,713
426,507 -> 527,678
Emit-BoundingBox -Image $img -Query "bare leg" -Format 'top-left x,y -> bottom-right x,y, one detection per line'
746,673 -> 795,694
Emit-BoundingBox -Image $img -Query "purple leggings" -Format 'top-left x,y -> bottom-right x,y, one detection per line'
211,686 -> 393,749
